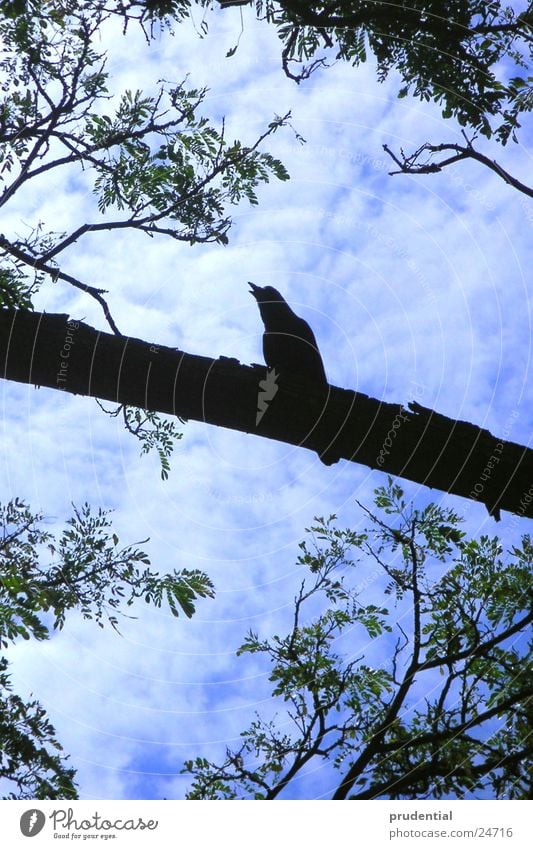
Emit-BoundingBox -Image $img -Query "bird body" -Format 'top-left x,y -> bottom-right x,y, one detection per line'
249,283 -> 327,388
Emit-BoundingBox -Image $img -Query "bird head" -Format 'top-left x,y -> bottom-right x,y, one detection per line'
248,282 -> 286,304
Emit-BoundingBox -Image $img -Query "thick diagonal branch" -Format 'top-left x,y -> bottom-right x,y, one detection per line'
1,310 -> 531,521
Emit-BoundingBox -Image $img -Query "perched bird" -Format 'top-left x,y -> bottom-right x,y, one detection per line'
249,282 -> 328,387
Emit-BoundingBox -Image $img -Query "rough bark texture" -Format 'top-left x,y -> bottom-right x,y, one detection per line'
1,309 -> 531,519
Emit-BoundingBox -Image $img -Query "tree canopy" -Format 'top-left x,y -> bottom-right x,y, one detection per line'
209,1 -> 533,192
183,480 -> 533,800
0,0 -> 290,329
0,498 -> 214,798
208,2 -> 533,141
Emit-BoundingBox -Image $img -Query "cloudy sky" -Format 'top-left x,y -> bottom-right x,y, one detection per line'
1,6 -> 532,800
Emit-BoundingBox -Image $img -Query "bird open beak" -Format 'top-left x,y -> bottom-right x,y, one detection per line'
248,281 -> 261,298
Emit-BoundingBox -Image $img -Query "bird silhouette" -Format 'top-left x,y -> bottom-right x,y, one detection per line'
249,283 -> 327,387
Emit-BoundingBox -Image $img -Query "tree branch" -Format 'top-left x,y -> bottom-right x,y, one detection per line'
0,238 -> 121,334
419,609 -> 533,672
332,535 -> 426,799
1,310 -> 532,519
378,685 -> 533,757
352,744 -> 533,799
383,140 -> 533,199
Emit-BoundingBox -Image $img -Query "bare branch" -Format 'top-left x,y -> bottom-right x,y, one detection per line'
0,236 -> 121,335
383,140 -> 533,199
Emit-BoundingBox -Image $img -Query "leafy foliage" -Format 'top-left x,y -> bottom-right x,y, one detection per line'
206,1 -> 533,144
0,1 -> 290,322
0,498 -> 214,638
0,657 -> 77,800
183,480 -> 533,799
94,403 -> 186,480
0,266 -> 39,309
0,497 -> 215,798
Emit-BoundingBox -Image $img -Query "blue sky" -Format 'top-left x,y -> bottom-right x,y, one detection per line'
1,7 -> 532,799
